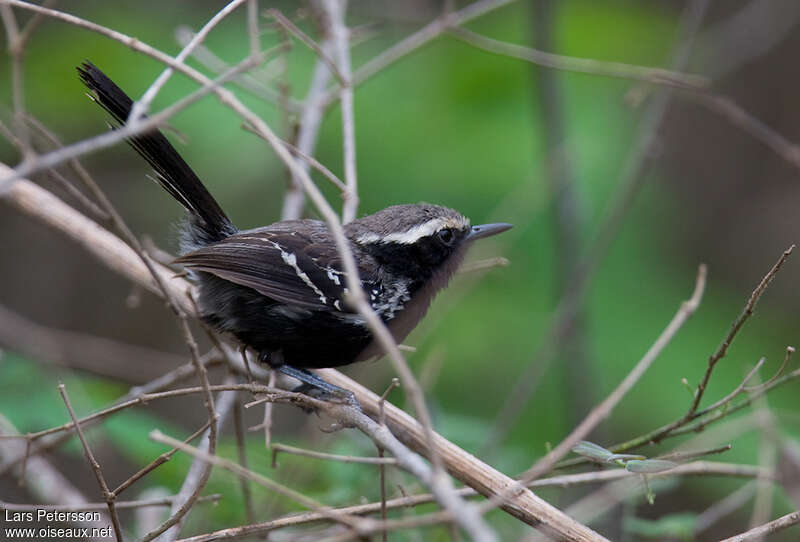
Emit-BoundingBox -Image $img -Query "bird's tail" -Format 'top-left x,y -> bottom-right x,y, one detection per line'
77,61 -> 235,247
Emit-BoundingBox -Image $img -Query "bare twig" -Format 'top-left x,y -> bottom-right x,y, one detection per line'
264,7 -> 345,83
154,383 -> 237,542
240,119 -> 347,192
458,257 -> 509,274
690,245 -> 794,416
42,167 -> 110,222
174,25 -> 302,111
688,92 -> 800,170
149,429 -> 372,533
280,13 -> 335,220
657,444 -> 732,463
378,377 -> 399,541
744,346 -> 795,392
718,510 -> 800,542
449,26 -> 709,89
246,0 -> 259,57
262,368 -> 276,448
319,0 -> 517,107
58,384 -> 124,542
0,2 -> 33,157
321,0 -> 358,223
232,400 -> 255,525
112,421 -> 212,498
129,0 -> 249,124
271,442 -> 398,465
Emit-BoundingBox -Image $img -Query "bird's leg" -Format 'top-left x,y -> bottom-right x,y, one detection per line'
257,352 -> 359,408
276,365 -> 359,408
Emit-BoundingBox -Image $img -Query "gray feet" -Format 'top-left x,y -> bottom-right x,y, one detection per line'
277,365 -> 360,409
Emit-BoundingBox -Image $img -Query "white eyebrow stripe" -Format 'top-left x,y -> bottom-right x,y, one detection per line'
356,216 -> 470,245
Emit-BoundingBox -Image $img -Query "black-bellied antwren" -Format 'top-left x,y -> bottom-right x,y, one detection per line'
78,61 -> 511,399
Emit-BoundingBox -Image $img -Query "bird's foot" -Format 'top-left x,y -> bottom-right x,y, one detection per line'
277,365 -> 361,411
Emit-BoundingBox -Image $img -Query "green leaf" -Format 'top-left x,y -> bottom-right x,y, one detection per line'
625,459 -> 679,473
572,441 -> 613,462
607,453 -> 647,462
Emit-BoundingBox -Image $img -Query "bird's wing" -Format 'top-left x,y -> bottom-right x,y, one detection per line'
175,227 -> 363,312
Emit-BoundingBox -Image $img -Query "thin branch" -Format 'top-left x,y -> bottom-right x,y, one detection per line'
458,257 -> 509,274
449,26 -> 709,89
128,0 -> 249,123
271,442 -> 398,465
0,2 -> 33,157
318,0 -> 519,107
689,245 -> 794,416
58,384 -> 124,542
152,383 -> 237,542
240,121 -> 347,192
43,167 -> 110,222
280,15 -> 335,220
149,429 -> 372,533
657,444 -> 732,462
262,369 -> 276,448
232,400 -> 255,525
321,0 -> 358,223
718,510 -> 800,542
687,91 -> 800,170
112,421 -> 212,497
745,346 -> 795,392
174,25 -> 302,111
264,7 -> 345,83
246,0 -> 259,58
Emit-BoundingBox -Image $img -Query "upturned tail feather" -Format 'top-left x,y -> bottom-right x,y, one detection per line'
77,61 -> 235,246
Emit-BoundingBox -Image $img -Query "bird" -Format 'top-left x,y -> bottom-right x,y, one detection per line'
77,61 -> 512,398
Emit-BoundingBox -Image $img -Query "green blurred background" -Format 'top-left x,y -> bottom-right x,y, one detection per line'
1,0 -> 799,540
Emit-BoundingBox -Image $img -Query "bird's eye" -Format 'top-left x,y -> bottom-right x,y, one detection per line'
437,228 -> 455,246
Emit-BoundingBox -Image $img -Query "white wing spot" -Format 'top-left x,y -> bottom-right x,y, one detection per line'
278,248 -> 327,305
326,268 -> 341,285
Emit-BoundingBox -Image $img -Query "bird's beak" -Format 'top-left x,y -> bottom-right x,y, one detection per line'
466,222 -> 513,241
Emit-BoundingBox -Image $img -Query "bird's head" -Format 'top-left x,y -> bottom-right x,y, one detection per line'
346,204 -> 511,280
